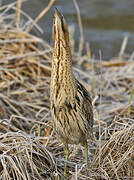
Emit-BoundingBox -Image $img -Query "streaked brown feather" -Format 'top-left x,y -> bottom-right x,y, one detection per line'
50,9 -> 93,174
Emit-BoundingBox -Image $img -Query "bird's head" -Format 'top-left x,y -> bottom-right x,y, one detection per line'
53,8 -> 69,45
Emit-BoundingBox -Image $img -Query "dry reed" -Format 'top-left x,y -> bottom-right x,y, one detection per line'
0,0 -> 133,179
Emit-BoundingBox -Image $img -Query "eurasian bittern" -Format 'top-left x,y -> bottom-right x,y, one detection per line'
50,8 -> 93,177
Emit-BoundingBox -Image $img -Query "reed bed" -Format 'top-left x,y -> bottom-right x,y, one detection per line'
0,0 -> 134,179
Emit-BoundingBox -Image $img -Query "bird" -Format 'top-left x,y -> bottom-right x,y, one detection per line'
50,8 -> 93,177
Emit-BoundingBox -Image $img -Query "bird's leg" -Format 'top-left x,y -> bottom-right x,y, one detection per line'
83,140 -> 88,168
64,144 -> 69,177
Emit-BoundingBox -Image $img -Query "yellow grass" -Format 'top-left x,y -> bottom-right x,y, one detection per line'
0,0 -> 133,179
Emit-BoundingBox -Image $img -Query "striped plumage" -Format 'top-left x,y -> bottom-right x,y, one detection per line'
50,8 -> 93,176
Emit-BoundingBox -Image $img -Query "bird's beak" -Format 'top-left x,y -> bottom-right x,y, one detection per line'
54,8 -> 62,21
53,8 -> 69,44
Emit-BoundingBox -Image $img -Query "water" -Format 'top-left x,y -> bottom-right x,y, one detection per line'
3,0 -> 134,60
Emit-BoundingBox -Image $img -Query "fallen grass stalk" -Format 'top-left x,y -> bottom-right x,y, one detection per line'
0,0 -> 134,179
0,131 -> 56,179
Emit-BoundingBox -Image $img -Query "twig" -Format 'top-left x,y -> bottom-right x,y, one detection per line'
72,0 -> 84,57
15,0 -> 21,26
119,36 -> 128,57
26,0 -> 55,33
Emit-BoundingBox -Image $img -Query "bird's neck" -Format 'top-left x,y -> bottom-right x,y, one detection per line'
51,42 -> 76,104
52,41 -> 74,84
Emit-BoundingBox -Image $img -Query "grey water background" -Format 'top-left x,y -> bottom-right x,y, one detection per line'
3,0 -> 134,60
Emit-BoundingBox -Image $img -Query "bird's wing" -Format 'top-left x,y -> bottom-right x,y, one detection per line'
76,80 -> 94,133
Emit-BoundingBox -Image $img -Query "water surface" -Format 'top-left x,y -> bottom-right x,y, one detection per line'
3,0 -> 134,60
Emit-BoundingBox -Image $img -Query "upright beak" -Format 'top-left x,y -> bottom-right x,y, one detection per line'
54,8 -> 63,21
53,8 -> 69,44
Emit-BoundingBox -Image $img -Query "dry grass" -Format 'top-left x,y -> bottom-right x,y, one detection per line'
92,122 -> 134,179
0,0 -> 134,179
0,131 -> 56,180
